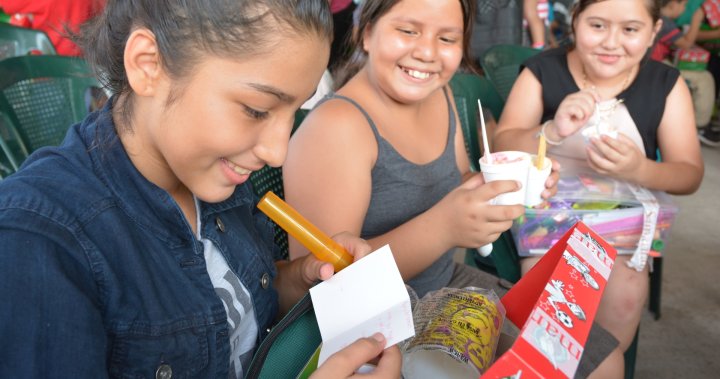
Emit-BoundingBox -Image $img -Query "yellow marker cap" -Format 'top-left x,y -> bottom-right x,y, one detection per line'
257,191 -> 353,272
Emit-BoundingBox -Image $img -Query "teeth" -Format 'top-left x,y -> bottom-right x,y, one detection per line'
225,159 -> 250,175
406,69 -> 431,80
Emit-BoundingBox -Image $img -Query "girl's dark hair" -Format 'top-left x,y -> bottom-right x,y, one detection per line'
333,0 -> 476,88
77,0 -> 332,130
571,0 -> 661,37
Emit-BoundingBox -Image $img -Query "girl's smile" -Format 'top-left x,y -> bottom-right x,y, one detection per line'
220,158 -> 254,185
399,65 -> 436,81
595,53 -> 622,65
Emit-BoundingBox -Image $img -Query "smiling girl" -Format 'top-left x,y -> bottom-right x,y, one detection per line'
284,0 -> 621,377
0,1 -> 401,378
495,0 -> 704,374
286,0 -> 523,302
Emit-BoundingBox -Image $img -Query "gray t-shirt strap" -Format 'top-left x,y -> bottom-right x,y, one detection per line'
314,93 -> 382,140
315,87 -> 455,142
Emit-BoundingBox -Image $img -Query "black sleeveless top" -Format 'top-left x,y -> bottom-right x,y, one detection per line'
523,48 -> 679,160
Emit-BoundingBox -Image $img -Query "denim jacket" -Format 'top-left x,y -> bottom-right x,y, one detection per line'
0,102 -> 279,378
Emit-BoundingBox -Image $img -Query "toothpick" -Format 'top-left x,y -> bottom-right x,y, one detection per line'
478,99 -> 492,164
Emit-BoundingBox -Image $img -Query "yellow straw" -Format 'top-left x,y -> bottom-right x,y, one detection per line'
536,134 -> 546,170
257,191 -> 354,272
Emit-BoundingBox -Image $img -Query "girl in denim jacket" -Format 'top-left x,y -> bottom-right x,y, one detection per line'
0,1 -> 400,378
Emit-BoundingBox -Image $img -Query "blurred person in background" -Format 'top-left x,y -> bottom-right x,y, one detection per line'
0,0 -> 105,56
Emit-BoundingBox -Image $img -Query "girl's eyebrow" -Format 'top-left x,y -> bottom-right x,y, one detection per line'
246,82 -> 295,103
585,16 -> 646,26
389,16 -> 463,34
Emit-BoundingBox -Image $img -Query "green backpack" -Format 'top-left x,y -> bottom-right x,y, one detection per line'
245,294 -> 321,379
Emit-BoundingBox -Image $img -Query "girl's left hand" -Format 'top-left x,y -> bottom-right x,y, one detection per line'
277,233 -> 372,314
586,133 -> 646,181
298,232 -> 372,285
541,158 -> 562,200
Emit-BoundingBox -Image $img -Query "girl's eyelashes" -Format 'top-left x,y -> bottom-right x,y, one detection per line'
623,23 -> 643,33
439,36 -> 459,44
243,105 -> 269,120
396,27 -> 417,36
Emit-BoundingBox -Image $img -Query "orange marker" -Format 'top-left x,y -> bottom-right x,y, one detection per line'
257,191 -> 354,272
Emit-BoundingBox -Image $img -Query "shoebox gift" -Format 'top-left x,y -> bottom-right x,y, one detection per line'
482,221 -> 617,378
675,46 -> 710,71
703,0 -> 720,27
511,168 -> 678,259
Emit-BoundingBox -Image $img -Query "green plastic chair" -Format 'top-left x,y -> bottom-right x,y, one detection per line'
448,72 -> 504,171
249,108 -> 309,261
0,23 -> 56,60
0,55 -> 102,172
0,111 -> 25,177
480,44 -> 539,101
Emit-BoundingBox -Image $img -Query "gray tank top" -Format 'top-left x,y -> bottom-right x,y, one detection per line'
320,89 -> 462,297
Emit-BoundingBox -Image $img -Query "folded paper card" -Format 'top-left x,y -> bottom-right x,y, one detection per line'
309,245 -> 415,366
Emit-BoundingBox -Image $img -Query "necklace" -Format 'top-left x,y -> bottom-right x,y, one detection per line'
581,65 -> 634,99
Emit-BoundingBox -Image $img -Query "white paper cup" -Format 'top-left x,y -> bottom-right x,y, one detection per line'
525,155 -> 552,207
479,151 -> 531,205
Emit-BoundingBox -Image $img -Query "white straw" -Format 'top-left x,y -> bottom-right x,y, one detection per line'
477,99 -> 494,257
478,99 -> 492,164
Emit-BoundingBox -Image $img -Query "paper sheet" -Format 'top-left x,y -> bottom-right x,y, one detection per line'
309,245 -> 415,365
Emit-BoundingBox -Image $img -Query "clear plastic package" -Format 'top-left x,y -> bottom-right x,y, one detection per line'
512,168 -> 678,257
401,287 -> 505,378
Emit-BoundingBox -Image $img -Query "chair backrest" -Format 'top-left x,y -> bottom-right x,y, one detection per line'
0,111 -> 26,176
0,55 -> 102,171
449,72 -> 504,172
249,108 -> 309,260
480,44 -> 539,101
0,23 -> 56,60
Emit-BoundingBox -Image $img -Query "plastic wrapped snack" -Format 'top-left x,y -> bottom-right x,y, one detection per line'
580,99 -> 623,142
401,287 -> 505,379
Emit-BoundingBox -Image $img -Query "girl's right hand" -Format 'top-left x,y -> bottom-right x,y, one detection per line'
553,88 -> 600,138
310,333 -> 401,379
436,174 -> 525,249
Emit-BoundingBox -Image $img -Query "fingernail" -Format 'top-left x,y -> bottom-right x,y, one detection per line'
371,333 -> 385,342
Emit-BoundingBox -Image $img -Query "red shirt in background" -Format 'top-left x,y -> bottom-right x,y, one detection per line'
0,0 -> 104,56
330,0 -> 353,13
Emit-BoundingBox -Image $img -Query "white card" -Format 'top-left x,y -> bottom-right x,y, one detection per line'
309,245 -> 415,365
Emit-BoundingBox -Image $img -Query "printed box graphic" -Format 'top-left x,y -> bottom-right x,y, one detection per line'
481,221 -> 617,379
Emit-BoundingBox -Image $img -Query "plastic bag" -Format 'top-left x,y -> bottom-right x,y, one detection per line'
401,287 -> 505,378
